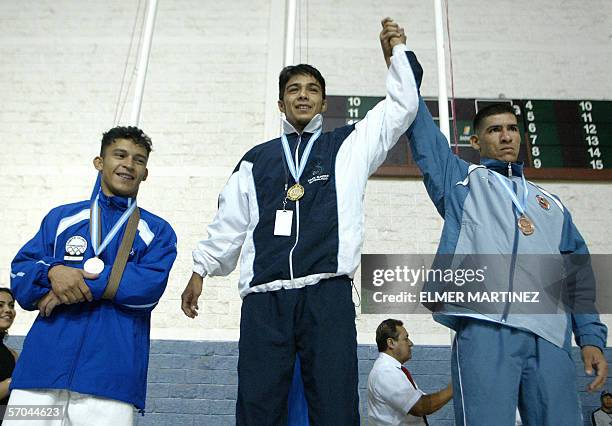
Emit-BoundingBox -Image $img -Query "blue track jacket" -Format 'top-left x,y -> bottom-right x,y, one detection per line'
192,44 -> 419,298
10,191 -> 177,409
405,52 -> 606,352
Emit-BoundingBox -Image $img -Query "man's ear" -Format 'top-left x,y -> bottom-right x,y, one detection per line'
386,337 -> 396,350
321,99 -> 328,113
93,156 -> 103,172
277,100 -> 286,114
142,168 -> 149,182
469,135 -> 481,152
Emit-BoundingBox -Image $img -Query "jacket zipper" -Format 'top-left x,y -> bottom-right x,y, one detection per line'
501,174 -> 519,322
288,134 -> 302,280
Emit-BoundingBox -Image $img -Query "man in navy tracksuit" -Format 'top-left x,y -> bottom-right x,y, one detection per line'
181,18 -> 419,425
7,127 -> 177,425
399,48 -> 608,424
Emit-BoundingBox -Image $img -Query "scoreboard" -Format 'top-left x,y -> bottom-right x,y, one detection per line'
323,96 -> 612,180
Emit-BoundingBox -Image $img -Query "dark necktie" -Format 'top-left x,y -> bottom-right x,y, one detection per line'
401,366 -> 429,426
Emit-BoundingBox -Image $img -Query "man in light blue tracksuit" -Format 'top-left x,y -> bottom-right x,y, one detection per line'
396,49 -> 608,425
7,127 -> 177,425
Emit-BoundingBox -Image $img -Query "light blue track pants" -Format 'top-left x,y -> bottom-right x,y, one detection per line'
451,318 -> 582,426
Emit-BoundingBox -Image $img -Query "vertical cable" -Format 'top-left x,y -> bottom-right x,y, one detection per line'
113,0 -> 143,126
445,0 -> 460,154
297,0 -> 302,63
434,0 -> 450,143
305,0 -> 308,63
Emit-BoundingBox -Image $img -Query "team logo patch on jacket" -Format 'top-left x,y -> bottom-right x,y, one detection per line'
307,162 -> 329,184
65,236 -> 87,261
536,194 -> 550,210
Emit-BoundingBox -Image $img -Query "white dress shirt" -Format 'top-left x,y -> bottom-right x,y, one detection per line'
367,352 -> 427,426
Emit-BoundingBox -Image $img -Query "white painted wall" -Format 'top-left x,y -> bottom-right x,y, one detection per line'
1,0 -> 610,345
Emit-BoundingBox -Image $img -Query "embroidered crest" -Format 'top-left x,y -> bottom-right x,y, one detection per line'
307,162 -> 329,184
536,195 -> 550,210
65,236 -> 87,261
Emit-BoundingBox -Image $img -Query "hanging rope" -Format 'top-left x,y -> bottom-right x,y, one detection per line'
305,0 -> 309,64
295,0 -> 309,64
444,0 -> 460,154
113,0 -> 145,126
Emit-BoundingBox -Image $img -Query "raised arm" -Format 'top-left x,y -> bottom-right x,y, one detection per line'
381,30 -> 470,217
336,18 -> 419,179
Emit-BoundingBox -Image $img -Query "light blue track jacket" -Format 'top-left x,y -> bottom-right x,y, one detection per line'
406,53 -> 606,352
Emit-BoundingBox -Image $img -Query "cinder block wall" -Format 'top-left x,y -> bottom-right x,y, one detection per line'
5,336 -> 608,425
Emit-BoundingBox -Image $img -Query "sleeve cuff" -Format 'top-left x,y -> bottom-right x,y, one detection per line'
392,43 -> 408,54
193,263 -> 208,278
42,259 -> 65,288
403,389 -> 425,414
84,267 -> 113,300
578,335 -> 605,352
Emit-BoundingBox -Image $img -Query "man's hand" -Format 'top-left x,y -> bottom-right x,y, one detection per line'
582,345 -> 608,391
181,272 -> 203,318
37,291 -> 62,318
48,265 -> 96,304
380,17 -> 407,68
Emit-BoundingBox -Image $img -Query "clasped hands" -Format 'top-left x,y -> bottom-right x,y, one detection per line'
37,265 -> 98,317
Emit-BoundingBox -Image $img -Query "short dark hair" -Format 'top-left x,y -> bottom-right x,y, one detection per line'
376,319 -> 404,352
0,288 -> 13,300
473,103 -> 518,134
278,64 -> 326,100
0,288 -> 14,339
100,126 -> 153,157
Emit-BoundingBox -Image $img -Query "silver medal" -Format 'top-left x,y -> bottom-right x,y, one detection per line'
83,257 -> 104,275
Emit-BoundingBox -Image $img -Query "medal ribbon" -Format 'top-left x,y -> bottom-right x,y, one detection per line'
91,194 -> 137,257
491,169 -> 529,215
280,129 -> 322,183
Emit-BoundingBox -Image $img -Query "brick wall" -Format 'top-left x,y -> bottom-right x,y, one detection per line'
2,0 -> 611,344
1,0 -> 611,423
5,336 -> 608,425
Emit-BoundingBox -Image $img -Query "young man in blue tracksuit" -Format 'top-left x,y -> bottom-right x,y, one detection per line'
7,127 -> 177,425
180,18 -> 419,425
395,47 -> 608,424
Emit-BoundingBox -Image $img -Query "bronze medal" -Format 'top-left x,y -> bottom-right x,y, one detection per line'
518,214 -> 535,236
287,183 -> 305,201
536,195 -> 550,210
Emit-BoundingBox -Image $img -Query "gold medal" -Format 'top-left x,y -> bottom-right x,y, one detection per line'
287,183 -> 305,201
518,214 -> 535,236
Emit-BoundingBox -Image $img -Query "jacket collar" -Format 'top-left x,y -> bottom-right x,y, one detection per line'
282,114 -> 323,136
481,157 -> 524,178
97,190 -> 134,211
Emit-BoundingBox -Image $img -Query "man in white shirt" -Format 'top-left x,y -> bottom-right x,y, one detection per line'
368,319 -> 452,425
